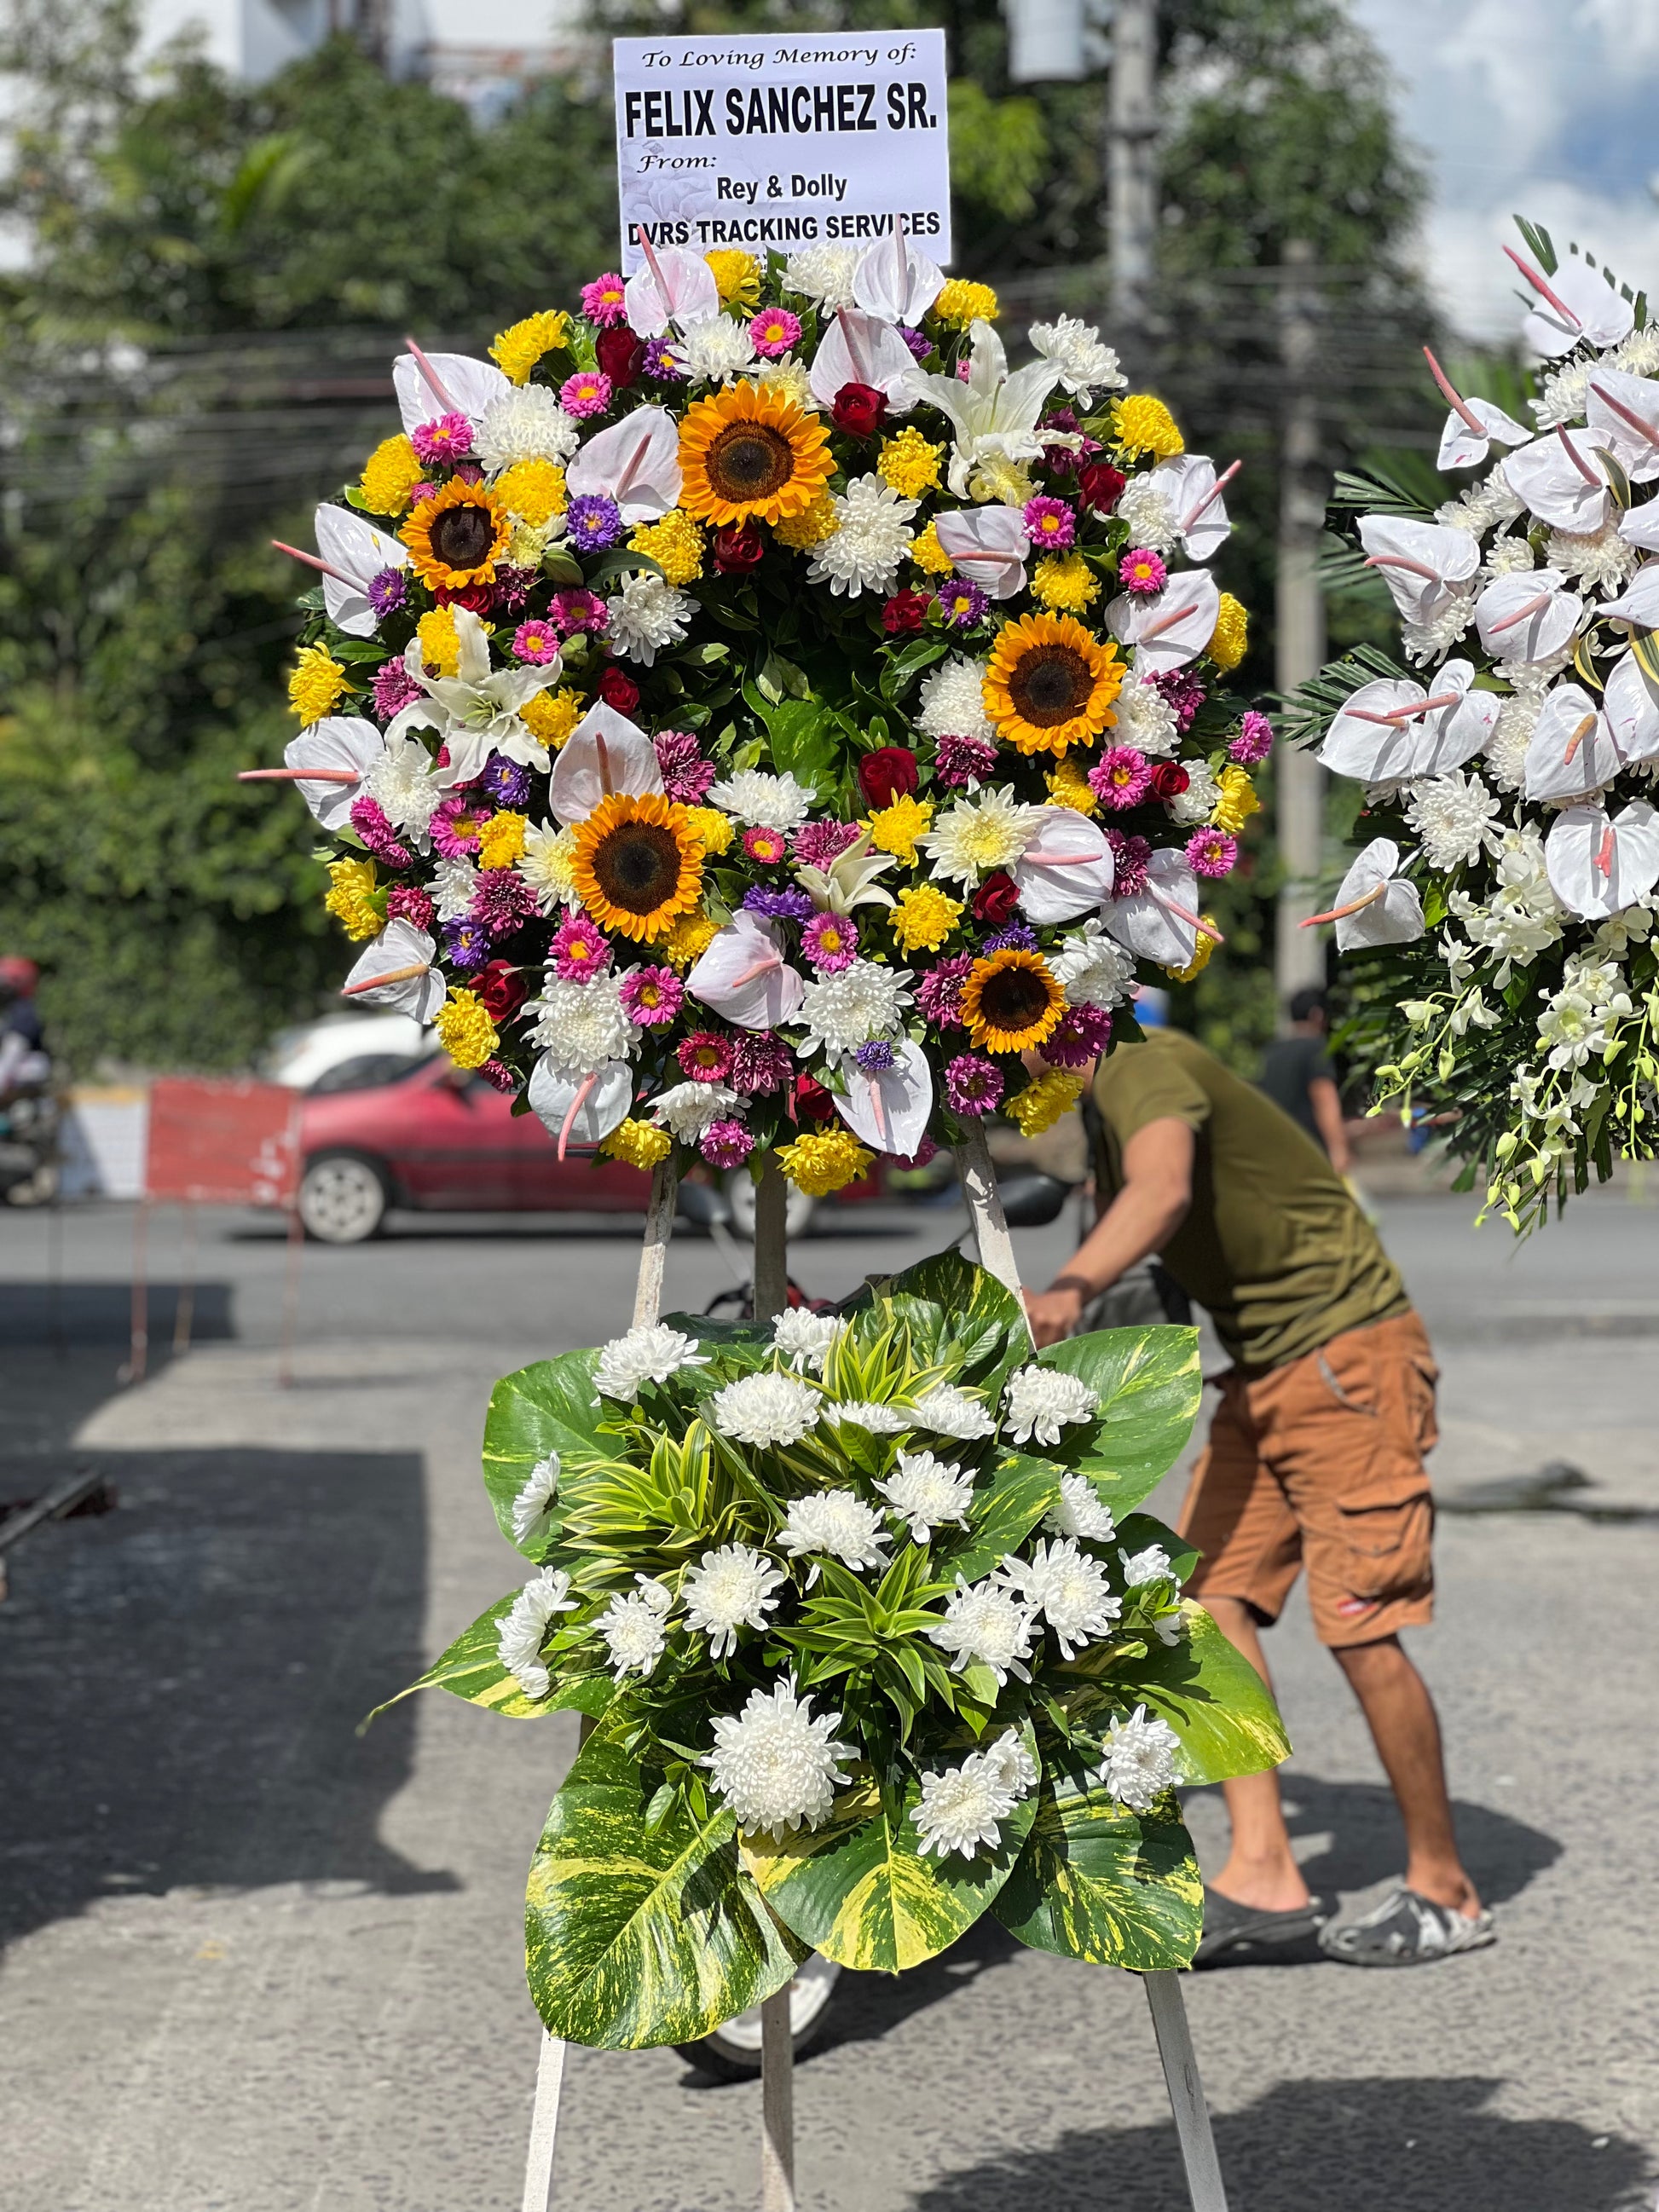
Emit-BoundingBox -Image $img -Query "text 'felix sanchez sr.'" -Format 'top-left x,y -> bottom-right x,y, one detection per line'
621,83 -> 939,140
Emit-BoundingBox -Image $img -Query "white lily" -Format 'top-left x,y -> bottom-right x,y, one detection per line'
388,605 -> 554,787
793,829 -> 897,914
902,320 -> 1064,499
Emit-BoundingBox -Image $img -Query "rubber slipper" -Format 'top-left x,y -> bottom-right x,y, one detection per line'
1319,1886 -> 1496,1967
1193,1885 -> 1330,1966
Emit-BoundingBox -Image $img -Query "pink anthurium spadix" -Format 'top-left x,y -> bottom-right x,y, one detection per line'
340,921 -> 446,1021
1422,348 -> 1529,471
851,220 -> 945,326
686,913 -> 806,1031
833,1037 -> 934,1158
271,505 -> 408,638
563,406 -> 683,524
1356,517 -> 1479,625
1318,660 -> 1500,783
1527,660 -> 1659,802
933,505 -> 1031,601
1475,568 -> 1583,665
1302,838 -> 1425,953
807,308 -> 920,411
547,702 -> 665,825
1103,848 -> 1218,968
1142,453 -> 1240,563
1012,806 -> 1116,922
1506,246 -> 1635,360
1106,568 -> 1221,676
1586,369 -> 1659,483
1503,428 -> 1612,534
528,1057 -> 633,1157
393,343 -> 510,434
1545,800 -> 1659,921
623,239 -> 720,338
249,717 -> 384,831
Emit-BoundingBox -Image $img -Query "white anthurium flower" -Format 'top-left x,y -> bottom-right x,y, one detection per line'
340,920 -> 446,1022
933,505 -> 1030,599
1618,502 -> 1659,555
1546,800 -> 1659,920
1422,347 -> 1531,470
1600,652 -> 1659,764
1303,837 -> 1426,953
1596,563 -> 1659,632
687,914 -> 806,1031
807,306 -> 919,410
527,1057 -> 633,1154
1107,569 -> 1221,676
623,242 -> 720,337
794,828 -> 897,914
1013,806 -> 1116,923
1474,568 -> 1583,665
902,319 -> 1064,498
833,1036 -> 934,1158
1356,517 -> 1480,625
390,607 -> 553,787
563,406 -> 684,524
277,715 -> 384,831
546,701 -> 665,825
393,345 -> 511,433
307,505 -> 408,638
1503,430 -> 1612,535
1510,247 -> 1635,360
1103,847 -> 1212,970
1142,453 -> 1240,563
851,223 -> 945,325
1317,661 -> 1500,783
1523,682 -> 1628,803
1584,368 -> 1659,483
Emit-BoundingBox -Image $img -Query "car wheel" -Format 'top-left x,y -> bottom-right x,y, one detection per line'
724,1169 -> 815,1241
673,1955 -> 842,2083
298,1152 -> 390,1245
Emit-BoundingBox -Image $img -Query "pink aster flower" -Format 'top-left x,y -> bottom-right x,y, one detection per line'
1119,546 -> 1168,596
1104,829 -> 1152,898
1041,1003 -> 1113,1068
581,273 -> 629,326
431,794 -> 488,857
350,795 -> 413,868
791,819 -> 864,869
749,308 -> 802,358
743,824 -> 789,866
887,1135 -> 939,1170
549,588 -> 609,637
945,1054 -> 1004,1116
654,730 -> 717,804
471,867 -> 539,938
934,731 -> 998,789
1022,495 -> 1076,551
561,370 -> 612,419
802,913 -> 859,972
411,412 -> 473,466
730,1031 -> 794,1095
678,1030 -> 733,1083
699,1118 -> 754,1170
373,660 -> 424,721
619,965 -> 684,1026
549,913 -> 613,981
915,953 -> 974,1029
1187,829 -> 1238,879
1229,710 -> 1274,766
513,620 -> 562,664
386,884 -> 435,930
1088,746 -> 1153,811
477,1058 -> 517,1094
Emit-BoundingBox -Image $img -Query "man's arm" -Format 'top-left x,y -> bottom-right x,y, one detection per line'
1024,1118 -> 1194,1347
1308,1075 -> 1353,1175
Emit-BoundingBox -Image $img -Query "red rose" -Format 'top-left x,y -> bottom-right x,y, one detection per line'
831,381 -> 887,437
598,666 -> 639,713
1078,461 -> 1128,515
858,747 -> 920,810
436,581 -> 495,612
973,872 -> 1020,924
712,522 -> 766,573
882,588 -> 931,635
1150,762 -> 1190,800
595,326 -> 647,390
795,1073 -> 837,1122
476,960 -> 527,1021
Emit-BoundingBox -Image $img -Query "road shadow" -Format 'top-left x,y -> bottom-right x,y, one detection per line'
1277,1773 -> 1560,1911
0,1278 -> 235,1346
907,2075 -> 1652,2212
0,1439 -> 454,1952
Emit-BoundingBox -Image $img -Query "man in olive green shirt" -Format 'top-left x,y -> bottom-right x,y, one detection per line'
1026,1027 -> 1492,1968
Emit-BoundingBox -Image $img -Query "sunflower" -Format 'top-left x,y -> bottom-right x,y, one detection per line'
401,478 -> 511,589
983,612 -> 1124,757
571,794 -> 705,942
959,948 -> 1066,1055
678,381 -> 834,528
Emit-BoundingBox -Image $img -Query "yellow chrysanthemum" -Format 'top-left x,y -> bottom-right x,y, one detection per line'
1166,927 -> 1218,984
774,490 -> 840,551
1031,552 -> 1101,615
908,518 -> 955,576
680,805 -> 735,858
662,907 -> 720,972
324,856 -> 381,942
629,509 -> 706,587
1211,765 -> 1260,835
477,810 -> 528,868
961,948 -> 1066,1054
289,644 -> 349,726
969,458 -> 1038,507
1111,394 -> 1184,461
402,478 -> 511,589
494,459 -> 568,528
416,607 -> 461,679
572,793 -> 704,942
890,884 -> 963,955
434,989 -> 500,1070
865,794 -> 935,865
521,687 -> 582,749
357,434 -> 424,517
490,309 -> 571,386
934,279 -> 999,328
602,1118 -> 673,1171
1045,756 -> 1100,816
1007,1070 -> 1085,1137
679,381 -> 834,528
704,248 -> 762,309
1207,592 -> 1249,672
777,1128 -> 875,1198
984,612 -> 1124,757
877,427 -> 944,500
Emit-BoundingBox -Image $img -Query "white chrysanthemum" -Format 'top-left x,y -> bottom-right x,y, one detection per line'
755,355 -> 816,411
593,1320 -> 709,1401
429,856 -> 478,921
1166,760 -> 1221,825
824,1398 -> 913,1435
647,1078 -> 742,1141
1434,468 -> 1525,535
771,1308 -> 845,1374
1402,593 -> 1476,667
1531,360 -> 1592,431
595,1575 -> 673,1679
911,1749 -> 1020,1860
777,1489 -> 891,1583
495,1566 -> 577,1699
606,572 -> 694,666
1027,313 -> 1124,402
707,768 -> 818,829
1100,1703 -> 1181,1811
1613,326 -> 1659,377
1405,769 -> 1501,870
682,1543 -> 787,1658
526,972 -> 634,1073
922,786 -> 1037,884
1546,521 -> 1637,592
916,654 -> 996,743
1113,475 -> 1177,554
1482,533 -> 1536,580
1049,918 -> 1136,1009
1110,679 -> 1181,756
1003,1365 -> 1100,1447
476,386 -> 581,471
679,312 -> 757,384
360,733 -> 441,836
784,243 -> 861,310
926,1575 -> 1036,1685
795,958 -> 912,1054
984,1729 -> 1039,1799
709,1370 -> 822,1447
517,821 -> 580,910
1044,1470 -> 1119,1542
1001,1538 -> 1122,1660
1144,1595 -> 1188,1647
807,475 -> 917,598
877,1449 -> 977,1543
905,1383 -> 996,1440
1484,689 -> 1542,794
511,1453 -> 560,1546
1119,1542 -> 1175,1588
702,1675 -> 855,1837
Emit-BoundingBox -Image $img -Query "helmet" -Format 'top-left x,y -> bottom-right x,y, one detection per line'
0,956 -> 38,996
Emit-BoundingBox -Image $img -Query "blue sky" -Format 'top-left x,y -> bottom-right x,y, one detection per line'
1351,0 -> 1659,339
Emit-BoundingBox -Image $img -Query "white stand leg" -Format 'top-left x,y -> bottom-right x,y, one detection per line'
633,1158 -> 680,1327
953,1126 -> 1028,1328
759,1987 -> 797,2212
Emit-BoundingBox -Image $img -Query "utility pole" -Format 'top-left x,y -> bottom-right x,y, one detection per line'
1106,0 -> 1158,351
1274,239 -> 1328,1008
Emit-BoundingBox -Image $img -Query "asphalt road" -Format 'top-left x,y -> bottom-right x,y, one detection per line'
2,1189 -> 1656,2212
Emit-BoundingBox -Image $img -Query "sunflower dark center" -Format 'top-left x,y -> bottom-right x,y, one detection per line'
593,822 -> 684,914
706,422 -> 795,501
1008,644 -> 1092,727
429,502 -> 496,569
980,964 -> 1053,1031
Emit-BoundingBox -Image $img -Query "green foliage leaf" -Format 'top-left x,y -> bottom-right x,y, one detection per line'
481,1349 -> 626,1557
992,1764 -> 1202,1970
1121,1602 -> 1292,1785
948,1452 -> 1065,1584
739,692 -> 840,794
856,1247 -> 1031,1386
370,1592 -> 613,1723
1038,1326 -> 1203,1512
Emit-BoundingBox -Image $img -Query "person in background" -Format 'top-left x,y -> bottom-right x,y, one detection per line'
1258,986 -> 1351,1174
0,956 -> 49,1100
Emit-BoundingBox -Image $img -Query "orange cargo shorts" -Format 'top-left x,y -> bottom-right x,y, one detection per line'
1177,1310 -> 1438,1649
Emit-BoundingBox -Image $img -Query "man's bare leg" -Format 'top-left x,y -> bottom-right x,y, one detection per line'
1202,1595 -> 1314,1912
1332,1632 -> 1482,1916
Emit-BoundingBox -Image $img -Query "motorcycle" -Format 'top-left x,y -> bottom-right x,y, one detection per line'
0,1087 -> 61,1206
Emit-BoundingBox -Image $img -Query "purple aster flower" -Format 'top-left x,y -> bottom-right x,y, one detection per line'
372,659 -> 423,722
936,580 -> 989,630
729,1031 -> 794,1095
618,966 -> 684,1026
699,1118 -> 754,1171
934,731 -> 999,789
899,325 -> 933,362
549,913 -> 613,980
1022,495 -> 1076,552
915,953 -> 974,1029
801,912 -> 858,972
654,730 -> 717,804
1187,829 -> 1238,879
791,819 -> 864,869
982,923 -> 1038,954
1229,709 -> 1274,766
350,795 -> 413,868
644,336 -> 687,382
471,867 -> 539,939
387,884 -> 435,930
743,886 -> 816,923
1042,1003 -> 1113,1069
410,411 -> 473,465
550,588 -> 609,637
482,755 -> 533,807
1149,667 -> 1207,734
565,493 -> 623,553
581,273 -> 629,326
442,916 -> 490,972
1089,746 -> 1153,811
1105,829 -> 1152,899
945,1053 -> 1004,1116
1119,546 -> 1168,597
367,567 -> 407,620
854,1039 -> 897,1074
